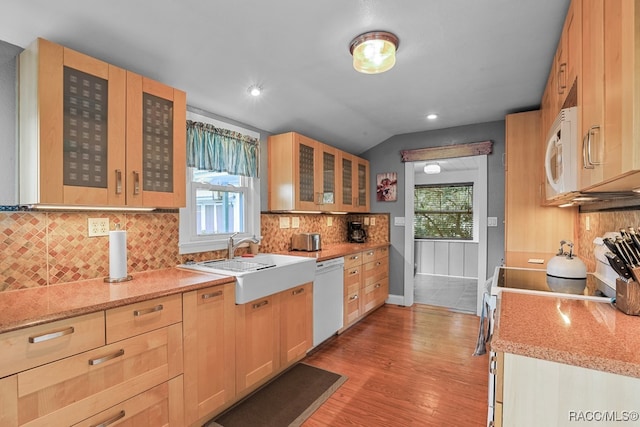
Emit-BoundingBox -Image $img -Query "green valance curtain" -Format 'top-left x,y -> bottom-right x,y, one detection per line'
186,120 -> 260,178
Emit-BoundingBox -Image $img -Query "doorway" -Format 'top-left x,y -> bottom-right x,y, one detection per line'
403,155 -> 488,316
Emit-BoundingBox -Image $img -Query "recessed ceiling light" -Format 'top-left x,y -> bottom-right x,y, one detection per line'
426,114 -> 438,120
248,85 -> 262,97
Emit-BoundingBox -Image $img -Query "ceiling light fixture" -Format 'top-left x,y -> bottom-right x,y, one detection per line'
248,85 -> 262,97
349,31 -> 399,74
426,114 -> 438,120
424,163 -> 441,174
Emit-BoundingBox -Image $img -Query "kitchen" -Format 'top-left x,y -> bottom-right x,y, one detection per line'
2,1 -> 640,426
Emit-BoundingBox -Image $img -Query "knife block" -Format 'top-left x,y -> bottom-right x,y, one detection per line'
615,278 -> 640,316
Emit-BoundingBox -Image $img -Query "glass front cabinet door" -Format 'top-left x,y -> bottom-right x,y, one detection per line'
19,38 -> 186,208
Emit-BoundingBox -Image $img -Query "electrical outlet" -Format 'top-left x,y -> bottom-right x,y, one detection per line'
279,217 -> 290,229
370,217 -> 376,226
327,216 -> 333,226
291,217 -> 300,228
364,217 -> 370,226
88,218 -> 109,237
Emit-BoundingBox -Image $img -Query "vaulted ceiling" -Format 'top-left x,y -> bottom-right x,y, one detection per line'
0,0 -> 569,154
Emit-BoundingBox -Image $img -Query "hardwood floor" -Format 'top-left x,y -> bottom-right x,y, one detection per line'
303,304 -> 489,426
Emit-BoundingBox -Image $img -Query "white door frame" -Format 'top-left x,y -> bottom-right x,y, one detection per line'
403,156 -> 488,316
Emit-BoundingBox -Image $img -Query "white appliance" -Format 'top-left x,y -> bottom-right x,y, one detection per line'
544,106 -> 579,202
313,257 -> 344,347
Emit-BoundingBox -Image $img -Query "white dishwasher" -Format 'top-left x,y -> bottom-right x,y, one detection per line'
313,257 -> 344,347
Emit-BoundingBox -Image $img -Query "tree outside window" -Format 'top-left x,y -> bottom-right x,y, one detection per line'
414,183 -> 473,239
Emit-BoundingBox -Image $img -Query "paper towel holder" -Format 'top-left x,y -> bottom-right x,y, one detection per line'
104,224 -> 133,283
104,275 -> 133,283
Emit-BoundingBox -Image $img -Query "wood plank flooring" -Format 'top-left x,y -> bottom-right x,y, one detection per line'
303,304 -> 489,427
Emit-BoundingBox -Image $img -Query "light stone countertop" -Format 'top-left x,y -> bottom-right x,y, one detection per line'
0,268 -> 234,334
492,291 -> 640,379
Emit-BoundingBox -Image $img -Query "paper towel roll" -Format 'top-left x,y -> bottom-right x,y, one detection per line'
109,229 -> 128,279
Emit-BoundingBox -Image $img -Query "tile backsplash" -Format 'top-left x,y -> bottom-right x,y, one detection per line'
0,211 -> 389,292
577,210 -> 640,272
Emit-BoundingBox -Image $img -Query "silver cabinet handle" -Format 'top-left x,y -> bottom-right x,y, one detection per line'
252,300 -> 269,309
349,294 -> 359,301
133,304 -> 163,317
375,261 -> 381,266
89,349 -> 125,366
133,170 -> 140,195
91,410 -> 126,427
350,270 -> 358,275
292,288 -> 305,295
557,62 -> 567,94
115,169 -> 122,195
367,251 -> 374,256
374,283 -> 381,289
586,125 -> 602,167
350,255 -> 359,260
29,326 -> 75,343
202,290 -> 223,300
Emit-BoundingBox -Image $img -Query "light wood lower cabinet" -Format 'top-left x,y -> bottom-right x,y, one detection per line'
280,283 -> 313,366
235,293 -> 281,395
183,283 -> 235,426
0,296 -> 184,426
235,283 -> 314,399
341,247 -> 389,332
501,352 -> 640,426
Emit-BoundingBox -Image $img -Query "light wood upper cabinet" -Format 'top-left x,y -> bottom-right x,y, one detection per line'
575,0 -> 640,192
268,131 -> 370,212
505,111 -> 577,269
126,72 -> 186,208
18,38 -> 186,208
183,283 -> 235,426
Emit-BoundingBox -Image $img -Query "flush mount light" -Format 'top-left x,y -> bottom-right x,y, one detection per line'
248,85 -> 262,97
423,163 -> 441,174
426,114 -> 438,120
349,31 -> 399,74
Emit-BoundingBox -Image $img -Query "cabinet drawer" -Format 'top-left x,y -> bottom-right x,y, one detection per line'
106,294 -> 182,343
343,252 -> 363,269
344,266 -> 361,294
15,323 -> 182,426
375,246 -> 389,261
362,248 -> 377,263
344,291 -> 360,325
0,311 -> 105,378
72,376 -> 184,427
363,278 -> 388,313
363,257 -> 389,287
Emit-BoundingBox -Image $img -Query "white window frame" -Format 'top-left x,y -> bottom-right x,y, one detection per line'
178,111 -> 261,255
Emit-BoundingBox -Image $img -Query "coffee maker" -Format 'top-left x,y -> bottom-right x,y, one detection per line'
348,221 -> 367,243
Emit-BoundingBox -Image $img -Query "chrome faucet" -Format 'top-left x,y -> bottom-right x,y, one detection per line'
227,232 -> 261,259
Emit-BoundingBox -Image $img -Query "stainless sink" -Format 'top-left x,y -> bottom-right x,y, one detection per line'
179,253 -> 316,303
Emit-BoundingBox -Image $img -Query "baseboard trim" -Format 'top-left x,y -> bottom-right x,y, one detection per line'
386,294 -> 406,306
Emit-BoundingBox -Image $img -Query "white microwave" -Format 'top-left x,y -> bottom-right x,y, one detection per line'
544,107 -> 579,201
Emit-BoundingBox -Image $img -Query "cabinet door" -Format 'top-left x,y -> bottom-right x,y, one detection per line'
279,283 -> 313,366
293,134 -> 323,211
355,157 -> 370,212
580,0 -> 605,188
21,38 -> 127,206
126,72 -> 186,208
235,294 -> 280,394
340,152 -> 356,211
505,111 -> 577,268
183,283 -> 235,425
319,143 -> 340,211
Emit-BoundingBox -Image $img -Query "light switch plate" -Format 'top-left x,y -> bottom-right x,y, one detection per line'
364,217 -> 370,226
327,216 -> 333,226
394,216 -> 405,226
488,217 -> 498,227
370,217 -> 376,226
291,217 -> 300,228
